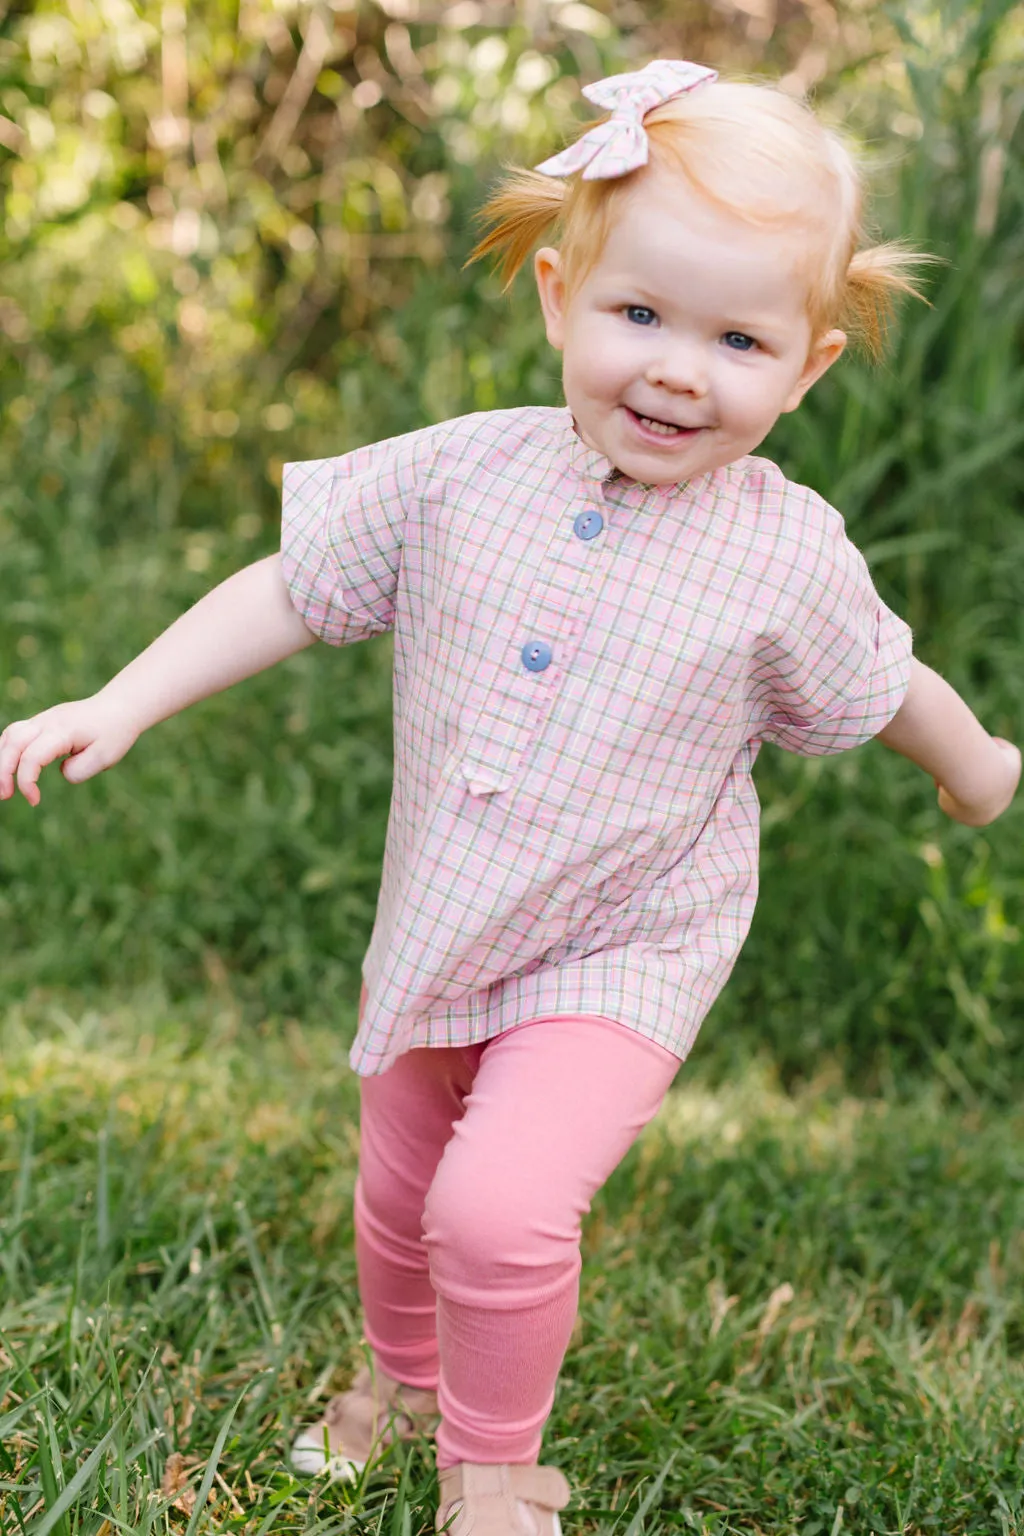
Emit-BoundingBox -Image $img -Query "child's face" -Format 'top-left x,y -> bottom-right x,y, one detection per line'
535,170 -> 845,485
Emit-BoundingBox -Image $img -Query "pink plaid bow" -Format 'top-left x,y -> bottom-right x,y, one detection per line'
535,59 -> 718,182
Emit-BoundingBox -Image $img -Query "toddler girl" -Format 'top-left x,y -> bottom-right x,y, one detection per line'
1,58 -> 1019,1536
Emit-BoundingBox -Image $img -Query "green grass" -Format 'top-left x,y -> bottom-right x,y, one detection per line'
2,997 -> 1022,1534
1,7 -> 1022,1529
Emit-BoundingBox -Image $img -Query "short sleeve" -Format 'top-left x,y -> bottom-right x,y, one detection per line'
280,423 -> 444,646
753,487 -> 913,756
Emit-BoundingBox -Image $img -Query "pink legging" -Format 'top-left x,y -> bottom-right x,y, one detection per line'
353,1001 -> 680,1468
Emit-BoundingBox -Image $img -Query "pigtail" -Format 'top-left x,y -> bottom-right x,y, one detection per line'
842,242 -> 936,359
465,169 -> 567,290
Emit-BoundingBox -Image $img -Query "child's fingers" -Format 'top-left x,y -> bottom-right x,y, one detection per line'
935,737 -> 1022,825
990,739 -> 1022,806
1,702 -> 134,805
0,719 -> 44,803
9,717 -> 94,805
993,737 -> 1022,775
61,741 -> 113,784
14,723 -> 75,806
934,783 -> 958,820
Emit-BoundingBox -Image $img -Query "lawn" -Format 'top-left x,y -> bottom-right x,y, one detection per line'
2,994 -> 1022,1534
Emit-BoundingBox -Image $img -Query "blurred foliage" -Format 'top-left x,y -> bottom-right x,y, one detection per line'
0,0 -> 1022,1095
0,0 -> 912,522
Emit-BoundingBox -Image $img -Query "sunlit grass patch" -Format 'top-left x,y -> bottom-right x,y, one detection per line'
570,1064 -> 1024,1531
2,996 -> 1023,1532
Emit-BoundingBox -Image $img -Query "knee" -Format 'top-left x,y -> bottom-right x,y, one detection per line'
356,1159 -> 431,1253
422,1151 -> 581,1300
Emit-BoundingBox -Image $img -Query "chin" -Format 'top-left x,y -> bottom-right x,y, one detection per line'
631,448 -> 711,482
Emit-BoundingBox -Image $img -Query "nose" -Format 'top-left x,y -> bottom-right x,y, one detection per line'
645,343 -> 708,397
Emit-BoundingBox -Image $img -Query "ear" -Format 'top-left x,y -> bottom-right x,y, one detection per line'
781,328 -> 846,413
534,246 -> 567,351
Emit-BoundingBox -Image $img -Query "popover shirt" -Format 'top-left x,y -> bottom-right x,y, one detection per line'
281,405 -> 913,1076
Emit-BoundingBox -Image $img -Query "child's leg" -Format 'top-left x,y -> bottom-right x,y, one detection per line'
421,1015 -> 680,1467
355,1037 -> 483,1389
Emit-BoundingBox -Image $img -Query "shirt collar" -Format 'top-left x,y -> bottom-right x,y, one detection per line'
566,414 -> 620,487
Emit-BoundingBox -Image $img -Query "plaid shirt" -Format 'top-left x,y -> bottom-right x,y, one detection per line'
282,406 -> 912,1075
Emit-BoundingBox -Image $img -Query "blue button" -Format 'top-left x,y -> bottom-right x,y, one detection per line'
521,640 -> 552,673
573,509 -> 604,541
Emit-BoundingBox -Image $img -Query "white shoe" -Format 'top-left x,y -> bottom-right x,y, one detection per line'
291,1357 -> 439,1482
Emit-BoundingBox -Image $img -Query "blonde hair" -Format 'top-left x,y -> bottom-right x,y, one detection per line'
469,77 -> 929,358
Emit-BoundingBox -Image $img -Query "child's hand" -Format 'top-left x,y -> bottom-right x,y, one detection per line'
936,737 -> 1021,827
0,696 -> 140,807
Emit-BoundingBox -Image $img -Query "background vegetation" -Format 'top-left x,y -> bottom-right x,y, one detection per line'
1,0 -> 1022,1530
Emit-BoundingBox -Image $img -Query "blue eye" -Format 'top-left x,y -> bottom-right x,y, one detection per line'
723,331 -> 757,352
625,305 -> 658,326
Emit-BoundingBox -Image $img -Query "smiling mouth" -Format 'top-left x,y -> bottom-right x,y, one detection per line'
626,407 -> 703,439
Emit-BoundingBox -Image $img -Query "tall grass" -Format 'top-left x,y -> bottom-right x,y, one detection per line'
2,6 -> 1021,1092
738,0 -> 1024,1095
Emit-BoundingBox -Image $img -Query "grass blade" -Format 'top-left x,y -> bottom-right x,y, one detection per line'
621,1453 -> 676,1536
30,1407 -> 127,1536
182,1384 -> 249,1536
1,1107 -> 36,1287
0,1390 -> 47,1442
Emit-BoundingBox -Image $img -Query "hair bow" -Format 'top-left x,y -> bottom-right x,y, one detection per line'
535,59 -> 718,182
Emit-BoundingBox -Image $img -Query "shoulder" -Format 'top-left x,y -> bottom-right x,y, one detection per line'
284,407 -> 565,497
726,456 -> 840,519
426,406 -> 569,474
716,455 -> 852,556
345,406 -> 568,486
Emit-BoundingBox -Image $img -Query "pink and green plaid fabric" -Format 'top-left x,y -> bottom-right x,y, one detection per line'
281,406 -> 912,1076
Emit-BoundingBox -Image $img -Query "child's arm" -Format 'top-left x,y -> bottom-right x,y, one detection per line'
877,658 -> 1020,826
0,553 -> 316,807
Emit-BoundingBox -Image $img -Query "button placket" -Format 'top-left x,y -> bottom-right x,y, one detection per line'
458,501 -> 610,795
518,508 -> 604,676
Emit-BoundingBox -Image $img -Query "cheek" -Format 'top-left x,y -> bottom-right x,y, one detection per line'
718,365 -> 785,426
566,341 -> 617,400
